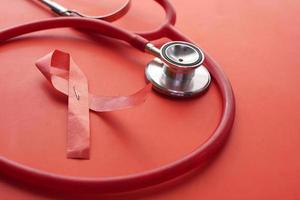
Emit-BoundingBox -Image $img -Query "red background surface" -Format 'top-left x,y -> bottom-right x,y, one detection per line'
0,0 -> 299,199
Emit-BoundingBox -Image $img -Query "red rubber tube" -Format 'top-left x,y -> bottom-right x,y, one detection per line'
0,17 -> 148,51
137,0 -> 176,40
0,3 -> 235,193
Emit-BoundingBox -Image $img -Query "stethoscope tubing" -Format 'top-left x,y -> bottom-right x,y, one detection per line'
0,16 -> 235,193
0,0 -> 235,194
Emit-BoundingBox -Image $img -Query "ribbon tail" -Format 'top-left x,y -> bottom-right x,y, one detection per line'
36,50 -> 90,159
35,50 -> 152,159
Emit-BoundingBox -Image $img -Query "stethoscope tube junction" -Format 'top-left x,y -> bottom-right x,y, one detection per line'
39,0 -> 132,21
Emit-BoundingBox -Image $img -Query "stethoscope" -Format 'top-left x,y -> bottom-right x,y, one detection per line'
0,0 -> 235,193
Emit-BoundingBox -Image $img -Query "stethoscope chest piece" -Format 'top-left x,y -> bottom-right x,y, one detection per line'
145,41 -> 211,97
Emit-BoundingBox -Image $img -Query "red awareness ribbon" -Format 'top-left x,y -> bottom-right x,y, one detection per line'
35,50 -> 151,159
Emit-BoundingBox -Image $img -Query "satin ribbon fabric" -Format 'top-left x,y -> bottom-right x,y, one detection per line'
36,50 -> 151,159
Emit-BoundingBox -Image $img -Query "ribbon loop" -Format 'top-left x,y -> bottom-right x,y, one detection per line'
36,50 -> 151,159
